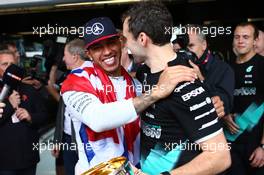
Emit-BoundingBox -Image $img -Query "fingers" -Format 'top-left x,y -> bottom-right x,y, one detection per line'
130,164 -> 138,172
134,169 -> 147,175
229,118 -> 240,130
212,96 -> 225,118
250,155 -> 260,167
259,159 -> 264,168
223,115 -> 240,134
189,60 -> 197,68
162,67 -> 197,82
164,65 -> 196,74
0,102 -> 5,118
227,120 -> 240,134
22,76 -> 32,81
15,108 -> 30,121
249,148 -> 264,168
216,107 -> 225,118
0,109 -> 3,118
155,65 -> 198,100
188,60 -> 205,81
9,91 -> 21,109
22,77 -> 34,85
16,111 -> 27,120
212,96 -> 220,104
168,73 -> 197,84
0,102 -> 5,108
249,152 -> 255,161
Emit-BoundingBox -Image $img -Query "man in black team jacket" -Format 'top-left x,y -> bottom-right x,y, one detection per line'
122,2 -> 231,175
186,24 -> 235,117
225,22 -> 264,175
0,50 -> 47,175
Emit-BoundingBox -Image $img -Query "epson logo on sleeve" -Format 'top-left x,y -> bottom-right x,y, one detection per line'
181,86 -> 205,101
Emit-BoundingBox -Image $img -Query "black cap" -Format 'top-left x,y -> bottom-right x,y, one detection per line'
84,17 -> 119,49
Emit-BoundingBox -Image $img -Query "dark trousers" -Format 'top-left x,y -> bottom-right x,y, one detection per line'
62,132 -> 78,175
226,142 -> 264,175
0,165 -> 36,175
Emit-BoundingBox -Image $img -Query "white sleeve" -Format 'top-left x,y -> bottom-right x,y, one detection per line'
62,91 -> 138,132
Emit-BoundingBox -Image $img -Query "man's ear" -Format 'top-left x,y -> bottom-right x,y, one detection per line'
253,38 -> 257,47
202,40 -> 207,51
85,50 -> 93,61
138,32 -> 148,46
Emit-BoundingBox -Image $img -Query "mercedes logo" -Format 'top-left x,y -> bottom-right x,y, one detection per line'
92,23 -> 104,35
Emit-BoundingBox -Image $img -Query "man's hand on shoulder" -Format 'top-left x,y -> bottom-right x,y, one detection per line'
153,65 -> 197,100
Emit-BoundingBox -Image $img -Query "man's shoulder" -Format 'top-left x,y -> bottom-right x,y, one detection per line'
171,80 -> 209,103
169,51 -> 193,67
61,70 -> 95,94
209,54 -> 234,73
254,54 -> 264,63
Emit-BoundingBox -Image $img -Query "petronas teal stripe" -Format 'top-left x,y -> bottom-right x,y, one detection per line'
225,102 -> 264,141
141,143 -> 185,175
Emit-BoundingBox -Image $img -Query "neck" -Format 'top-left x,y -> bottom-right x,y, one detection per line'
259,51 -> 264,57
72,60 -> 85,70
107,67 -> 122,77
145,43 -> 176,73
236,50 -> 256,64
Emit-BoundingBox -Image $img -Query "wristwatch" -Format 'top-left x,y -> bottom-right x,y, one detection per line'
260,144 -> 264,149
160,171 -> 171,175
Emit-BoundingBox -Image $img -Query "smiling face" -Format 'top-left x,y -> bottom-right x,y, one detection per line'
86,36 -> 122,76
233,25 -> 256,56
122,17 -> 146,64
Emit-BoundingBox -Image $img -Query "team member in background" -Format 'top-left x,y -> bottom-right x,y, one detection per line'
225,22 -> 264,175
186,24 -> 235,117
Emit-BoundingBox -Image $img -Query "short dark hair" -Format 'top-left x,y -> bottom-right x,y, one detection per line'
235,22 -> 259,39
122,1 -> 173,46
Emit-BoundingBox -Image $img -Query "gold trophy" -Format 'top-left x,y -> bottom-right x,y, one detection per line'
82,157 -> 134,175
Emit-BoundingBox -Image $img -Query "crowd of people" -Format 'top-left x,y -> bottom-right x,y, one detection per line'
0,1 -> 263,175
